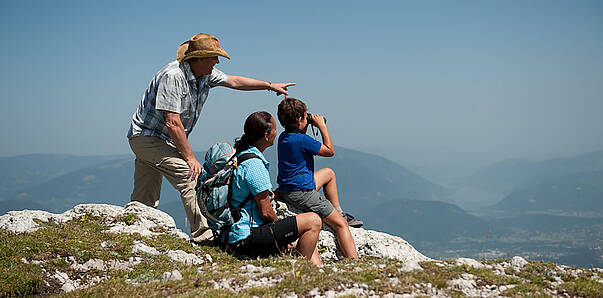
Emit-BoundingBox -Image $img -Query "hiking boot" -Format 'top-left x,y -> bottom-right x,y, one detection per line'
343,212 -> 363,228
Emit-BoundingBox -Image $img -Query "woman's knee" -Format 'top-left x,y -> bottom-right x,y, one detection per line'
309,213 -> 322,230
297,212 -> 322,232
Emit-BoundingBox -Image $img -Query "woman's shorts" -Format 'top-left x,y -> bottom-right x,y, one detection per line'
232,216 -> 299,258
279,189 -> 334,219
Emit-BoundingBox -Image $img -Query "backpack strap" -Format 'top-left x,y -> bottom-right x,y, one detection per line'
228,152 -> 261,214
221,152 -> 262,244
237,153 -> 261,165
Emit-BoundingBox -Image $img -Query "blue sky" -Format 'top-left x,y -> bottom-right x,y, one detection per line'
1,0 -> 602,169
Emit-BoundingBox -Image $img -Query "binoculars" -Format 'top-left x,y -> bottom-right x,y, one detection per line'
306,113 -> 327,126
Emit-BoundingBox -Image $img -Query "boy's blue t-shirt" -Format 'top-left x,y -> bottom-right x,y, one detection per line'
277,131 -> 322,191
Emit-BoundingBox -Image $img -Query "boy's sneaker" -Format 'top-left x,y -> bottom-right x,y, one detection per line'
343,213 -> 363,228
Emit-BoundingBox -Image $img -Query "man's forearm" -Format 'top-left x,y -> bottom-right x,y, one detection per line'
225,75 -> 270,91
167,123 -> 195,161
224,75 -> 295,96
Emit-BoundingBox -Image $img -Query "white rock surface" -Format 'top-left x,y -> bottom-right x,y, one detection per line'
53,270 -> 79,293
205,253 -> 213,263
455,257 -> 485,268
0,210 -> 55,233
71,258 -> 106,272
132,241 -> 160,256
167,250 -> 204,265
399,260 -> 423,272
273,200 -> 430,263
448,277 -> 477,296
0,202 -> 189,240
162,270 -> 183,282
511,256 -> 528,271
240,264 -> 275,276
107,258 -> 141,270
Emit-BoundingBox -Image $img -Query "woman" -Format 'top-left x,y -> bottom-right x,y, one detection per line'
225,111 -> 322,265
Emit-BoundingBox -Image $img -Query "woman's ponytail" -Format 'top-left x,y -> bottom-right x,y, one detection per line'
234,111 -> 273,153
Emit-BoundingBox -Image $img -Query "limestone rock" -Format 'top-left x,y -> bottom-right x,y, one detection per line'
0,210 -> 55,233
107,257 -> 141,270
0,202 -> 189,240
455,257 -> 485,268
272,200 -> 430,263
167,250 -> 204,265
71,258 -> 106,272
448,277 -> 477,296
399,260 -> 423,272
132,241 -> 160,256
53,270 -> 79,293
511,256 -> 528,271
162,270 -> 183,282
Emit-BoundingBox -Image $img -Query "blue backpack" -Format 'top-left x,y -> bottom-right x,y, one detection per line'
196,142 -> 259,241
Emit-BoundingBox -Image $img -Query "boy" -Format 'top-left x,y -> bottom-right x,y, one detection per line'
276,97 -> 362,259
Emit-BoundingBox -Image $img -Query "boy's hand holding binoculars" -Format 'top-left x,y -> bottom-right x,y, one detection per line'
311,114 -> 327,128
309,114 -> 327,128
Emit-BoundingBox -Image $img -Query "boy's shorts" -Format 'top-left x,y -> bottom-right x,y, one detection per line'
279,189 -> 334,219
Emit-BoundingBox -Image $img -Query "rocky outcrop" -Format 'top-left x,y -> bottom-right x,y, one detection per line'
1,201 -> 429,264
272,200 -> 431,263
3,203 -> 602,297
0,202 -> 189,240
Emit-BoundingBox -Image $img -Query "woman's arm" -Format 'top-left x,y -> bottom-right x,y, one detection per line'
254,190 -> 277,222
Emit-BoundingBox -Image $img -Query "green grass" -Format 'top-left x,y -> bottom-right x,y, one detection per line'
0,215 -> 141,296
462,265 -> 521,286
3,214 -> 601,297
561,278 -> 603,298
502,282 -> 550,297
118,213 -> 139,225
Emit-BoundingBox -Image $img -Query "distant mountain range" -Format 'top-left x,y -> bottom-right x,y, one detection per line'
492,170 -> 603,213
2,148 -> 602,267
362,199 -> 490,242
459,150 -> 603,214
0,154 -> 127,200
0,146 -> 450,230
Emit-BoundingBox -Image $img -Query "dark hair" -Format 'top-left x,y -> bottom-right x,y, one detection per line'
277,97 -> 307,129
234,111 -> 274,152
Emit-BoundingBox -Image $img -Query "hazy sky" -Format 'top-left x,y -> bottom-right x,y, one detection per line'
1,0 -> 602,167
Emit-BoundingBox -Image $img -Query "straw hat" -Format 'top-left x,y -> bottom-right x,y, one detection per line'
177,33 -> 230,62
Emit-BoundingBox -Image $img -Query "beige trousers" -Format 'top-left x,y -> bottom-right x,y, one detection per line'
129,136 -> 212,242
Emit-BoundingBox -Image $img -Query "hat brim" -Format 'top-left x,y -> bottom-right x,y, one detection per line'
177,41 -> 230,62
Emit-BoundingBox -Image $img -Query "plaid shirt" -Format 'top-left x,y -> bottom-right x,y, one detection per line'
127,61 -> 228,143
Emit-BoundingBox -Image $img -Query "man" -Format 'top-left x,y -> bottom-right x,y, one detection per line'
127,33 -> 294,243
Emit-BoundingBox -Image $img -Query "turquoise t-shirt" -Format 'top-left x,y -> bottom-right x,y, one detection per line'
227,146 -> 273,243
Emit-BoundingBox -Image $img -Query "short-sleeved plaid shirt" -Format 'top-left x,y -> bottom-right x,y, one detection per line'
127,60 -> 228,143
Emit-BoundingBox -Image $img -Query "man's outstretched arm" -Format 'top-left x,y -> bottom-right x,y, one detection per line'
223,75 -> 295,96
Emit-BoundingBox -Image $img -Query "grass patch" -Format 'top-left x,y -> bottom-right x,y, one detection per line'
517,261 -> 556,288
463,265 -> 521,286
561,278 -> 603,298
413,261 -> 463,289
503,282 -> 549,297
0,257 -> 45,297
0,215 -> 141,296
118,214 -> 139,225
